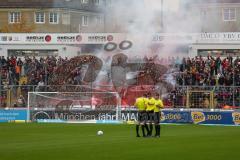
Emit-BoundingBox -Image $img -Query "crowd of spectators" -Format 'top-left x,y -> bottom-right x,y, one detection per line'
0,55 -> 179,107
1,54 -> 240,108
0,55 -> 178,87
176,55 -> 240,86
169,55 -> 240,108
0,55 -> 69,86
0,55 -> 69,107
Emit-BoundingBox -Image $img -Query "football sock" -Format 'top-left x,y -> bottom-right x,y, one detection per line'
149,124 -> 153,136
158,125 -> 161,136
141,125 -> 146,136
155,125 -> 158,136
136,124 -> 140,136
144,124 -> 149,134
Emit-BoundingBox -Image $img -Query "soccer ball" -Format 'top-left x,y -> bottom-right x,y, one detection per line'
97,130 -> 103,136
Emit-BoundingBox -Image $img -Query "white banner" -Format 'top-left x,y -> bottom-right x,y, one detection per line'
0,33 -> 126,45
196,32 -> 240,43
1,33 -> 240,44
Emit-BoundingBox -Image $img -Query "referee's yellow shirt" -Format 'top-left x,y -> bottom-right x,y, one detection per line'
154,99 -> 164,112
146,97 -> 156,111
134,97 -> 146,111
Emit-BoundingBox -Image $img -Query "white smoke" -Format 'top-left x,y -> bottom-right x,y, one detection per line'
104,0 -> 206,58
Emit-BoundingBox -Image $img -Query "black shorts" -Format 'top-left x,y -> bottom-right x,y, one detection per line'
147,111 -> 154,123
154,112 -> 161,124
138,111 -> 147,123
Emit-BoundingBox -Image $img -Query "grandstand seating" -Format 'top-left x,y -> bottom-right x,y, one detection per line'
0,55 -> 240,108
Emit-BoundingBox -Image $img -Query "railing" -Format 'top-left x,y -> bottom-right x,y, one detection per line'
0,85 -> 240,109
169,86 -> 240,109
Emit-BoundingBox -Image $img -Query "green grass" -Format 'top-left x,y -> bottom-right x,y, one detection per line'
0,123 -> 240,160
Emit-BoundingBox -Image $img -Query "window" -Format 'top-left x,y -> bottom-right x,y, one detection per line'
95,16 -> 103,25
82,15 -> 88,26
108,0 -> 112,7
81,0 -> 88,4
223,8 -> 236,21
9,12 -> 21,23
35,12 -> 45,23
49,12 -> 59,24
93,0 -> 100,5
62,13 -> 70,25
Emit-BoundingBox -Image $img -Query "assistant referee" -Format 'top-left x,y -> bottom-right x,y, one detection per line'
134,93 -> 149,137
154,93 -> 164,138
146,92 -> 156,136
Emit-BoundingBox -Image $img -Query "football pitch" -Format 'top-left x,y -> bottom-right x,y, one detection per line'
0,123 -> 240,160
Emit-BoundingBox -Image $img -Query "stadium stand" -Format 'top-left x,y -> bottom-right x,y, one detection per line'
0,55 -> 240,108
176,55 -> 240,86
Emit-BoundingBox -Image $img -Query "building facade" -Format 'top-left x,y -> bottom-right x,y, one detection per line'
0,0 -> 106,33
175,0 -> 240,57
182,0 -> 240,32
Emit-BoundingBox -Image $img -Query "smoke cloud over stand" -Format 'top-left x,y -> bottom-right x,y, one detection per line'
105,0 -> 207,58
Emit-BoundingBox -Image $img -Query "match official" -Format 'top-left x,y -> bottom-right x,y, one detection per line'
154,93 -> 164,137
134,94 -> 149,137
146,92 -> 156,136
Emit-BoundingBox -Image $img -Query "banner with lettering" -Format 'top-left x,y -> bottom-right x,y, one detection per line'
2,33 -> 240,44
122,110 -> 240,125
1,108 -> 240,125
0,109 -> 27,122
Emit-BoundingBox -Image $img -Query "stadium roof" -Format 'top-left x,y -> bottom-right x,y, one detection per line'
0,0 -> 103,12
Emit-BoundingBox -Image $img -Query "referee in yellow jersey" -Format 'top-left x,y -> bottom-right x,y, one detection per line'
154,93 -> 164,138
146,92 -> 156,136
134,93 -> 149,137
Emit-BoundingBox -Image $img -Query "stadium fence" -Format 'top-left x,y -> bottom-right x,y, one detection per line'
0,85 -> 240,109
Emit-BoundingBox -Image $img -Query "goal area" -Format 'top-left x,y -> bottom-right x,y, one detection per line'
27,92 -> 121,123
